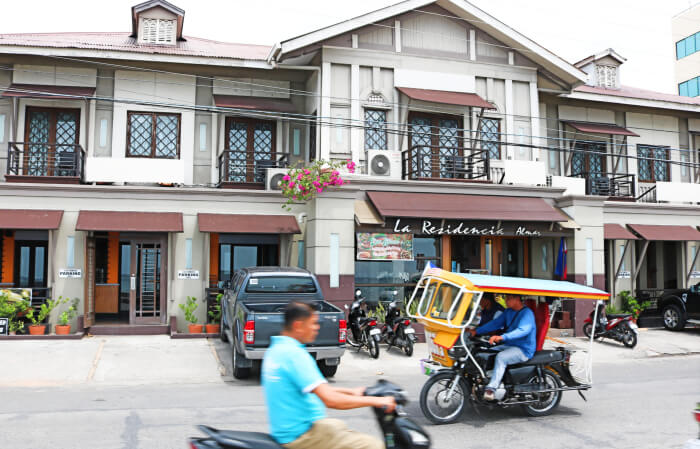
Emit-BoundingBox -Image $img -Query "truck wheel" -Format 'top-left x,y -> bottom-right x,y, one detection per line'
232,344 -> 250,379
662,304 -> 685,331
318,360 -> 338,378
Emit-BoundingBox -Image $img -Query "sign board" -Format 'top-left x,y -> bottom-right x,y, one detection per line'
178,270 -> 200,280
691,271 -> 700,278
59,268 -> 82,278
0,317 -> 8,336
391,218 -> 544,237
357,233 -> 413,261
0,288 -> 32,303
617,271 -> 631,279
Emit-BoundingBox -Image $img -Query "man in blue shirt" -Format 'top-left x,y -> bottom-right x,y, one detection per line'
262,301 -> 395,449
469,294 -> 536,401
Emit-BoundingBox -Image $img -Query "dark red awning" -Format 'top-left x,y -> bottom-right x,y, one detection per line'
604,224 -> 639,240
0,209 -> 63,229
366,191 -> 565,222
627,224 -> 700,241
76,211 -> 183,232
1,84 -> 96,99
198,213 -> 300,234
396,87 -> 495,109
564,121 -> 639,137
213,95 -> 297,113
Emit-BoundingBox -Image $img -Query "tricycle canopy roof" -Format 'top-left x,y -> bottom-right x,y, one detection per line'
455,273 -> 610,301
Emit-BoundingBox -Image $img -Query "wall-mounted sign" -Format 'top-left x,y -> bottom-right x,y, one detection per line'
391,218 -> 543,237
178,270 -> 200,280
617,271 -> 631,279
0,317 -> 8,336
357,233 -> 413,261
59,269 -> 82,279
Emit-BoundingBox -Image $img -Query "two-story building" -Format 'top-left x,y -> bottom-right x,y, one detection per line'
1,0 -> 698,335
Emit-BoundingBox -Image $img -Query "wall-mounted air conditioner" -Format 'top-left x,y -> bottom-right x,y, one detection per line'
365,150 -> 402,179
266,168 -> 289,190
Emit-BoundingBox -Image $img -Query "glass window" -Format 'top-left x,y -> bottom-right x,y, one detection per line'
638,145 -> 669,182
245,276 -> 317,293
688,78 -> 699,98
480,118 -> 500,159
364,109 -> 388,150
680,81 -> 689,97
127,112 -> 180,159
686,35 -> 697,55
677,39 -> 686,59
233,246 -> 257,271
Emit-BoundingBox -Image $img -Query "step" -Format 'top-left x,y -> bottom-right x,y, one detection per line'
88,324 -> 170,335
687,319 -> 700,325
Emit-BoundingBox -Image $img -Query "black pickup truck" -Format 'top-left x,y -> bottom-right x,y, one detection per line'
658,281 -> 700,331
220,267 -> 346,379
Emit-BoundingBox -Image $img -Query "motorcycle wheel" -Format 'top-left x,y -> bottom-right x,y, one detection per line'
522,371 -> 562,417
582,323 -> 601,340
621,323 -> 637,348
419,371 -> 468,425
403,338 -> 414,357
368,337 -> 380,359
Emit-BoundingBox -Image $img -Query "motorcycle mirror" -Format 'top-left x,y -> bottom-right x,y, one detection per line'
392,290 -> 398,296
344,304 -> 349,310
355,289 -> 362,297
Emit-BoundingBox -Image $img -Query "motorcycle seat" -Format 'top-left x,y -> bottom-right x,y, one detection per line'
606,313 -> 632,319
209,430 -> 283,449
513,350 -> 564,367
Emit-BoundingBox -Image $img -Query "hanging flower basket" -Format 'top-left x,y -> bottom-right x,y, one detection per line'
279,160 -> 356,211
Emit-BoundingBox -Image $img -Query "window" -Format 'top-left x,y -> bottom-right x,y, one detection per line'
364,109 -> 387,150
596,65 -> 617,88
245,276 -> 317,293
408,113 -> 462,178
479,118 -> 501,159
679,76 -> 700,98
223,117 -> 275,183
637,145 -> 670,182
141,18 -> 175,45
676,32 -> 700,59
127,112 -> 180,159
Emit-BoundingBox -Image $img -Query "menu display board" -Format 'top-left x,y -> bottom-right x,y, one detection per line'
356,233 -> 413,261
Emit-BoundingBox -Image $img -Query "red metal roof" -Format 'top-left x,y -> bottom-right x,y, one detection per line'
366,191 -> 566,222
575,84 -> 700,106
604,224 -> 638,240
0,209 -> 63,230
396,87 -> 495,109
198,213 -> 300,234
1,84 -> 95,99
0,32 -> 271,60
76,211 -> 183,232
627,224 -> 700,241
213,95 -> 297,113
564,121 -> 638,137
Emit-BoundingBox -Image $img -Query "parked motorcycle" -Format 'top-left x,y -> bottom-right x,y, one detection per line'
189,380 -> 431,449
345,289 -> 382,358
420,334 -> 585,423
381,291 -> 417,357
583,303 -> 638,348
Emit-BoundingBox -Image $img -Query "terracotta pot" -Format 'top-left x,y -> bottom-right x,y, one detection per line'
55,325 -> 71,335
188,324 -> 204,333
205,324 -> 220,334
28,325 -> 46,335
694,410 -> 700,423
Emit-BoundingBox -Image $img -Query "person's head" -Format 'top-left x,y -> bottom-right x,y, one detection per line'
504,294 -> 524,310
479,293 -> 495,310
282,301 -> 319,343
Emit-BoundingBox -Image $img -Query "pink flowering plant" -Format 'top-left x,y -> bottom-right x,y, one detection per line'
279,159 -> 356,210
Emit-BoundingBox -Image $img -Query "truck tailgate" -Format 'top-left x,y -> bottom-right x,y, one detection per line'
247,306 -> 342,348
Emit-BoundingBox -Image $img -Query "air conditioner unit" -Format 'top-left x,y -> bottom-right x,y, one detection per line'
365,150 -> 402,178
266,168 -> 289,190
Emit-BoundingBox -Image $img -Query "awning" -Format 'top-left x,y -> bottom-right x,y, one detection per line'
396,87 -> 495,109
366,191 -> 566,222
1,84 -> 96,99
0,209 -> 63,230
76,211 -> 183,232
198,213 -> 300,234
213,95 -> 297,113
627,224 -> 700,241
563,121 -> 639,137
354,200 -> 384,226
604,224 -> 639,240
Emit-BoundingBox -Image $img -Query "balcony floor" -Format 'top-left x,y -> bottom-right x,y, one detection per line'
4,175 -> 81,184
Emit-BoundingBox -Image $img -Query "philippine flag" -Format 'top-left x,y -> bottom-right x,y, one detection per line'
554,237 -> 568,280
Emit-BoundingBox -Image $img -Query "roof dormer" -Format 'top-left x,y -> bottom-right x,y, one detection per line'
131,0 -> 185,45
574,48 -> 626,89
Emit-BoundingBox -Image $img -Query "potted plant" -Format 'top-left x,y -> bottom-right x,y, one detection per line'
279,159 -> 356,211
618,290 -> 650,321
25,297 -> 62,335
55,298 -> 79,335
9,319 -> 24,335
179,296 -> 203,333
206,293 -> 222,334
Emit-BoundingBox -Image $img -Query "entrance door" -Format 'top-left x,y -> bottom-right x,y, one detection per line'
24,107 -> 80,176
487,237 -> 529,277
129,238 -> 167,324
13,240 -> 48,288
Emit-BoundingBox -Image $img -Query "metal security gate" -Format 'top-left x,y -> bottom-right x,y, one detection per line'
129,237 -> 167,324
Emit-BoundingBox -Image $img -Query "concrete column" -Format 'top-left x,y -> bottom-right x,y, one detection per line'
505,79 -> 514,160
350,64 -> 361,163
320,62 -> 332,161
529,82 -> 540,161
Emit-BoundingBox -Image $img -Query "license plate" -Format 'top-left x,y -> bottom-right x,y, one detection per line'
425,331 -> 444,357
369,329 -> 381,336
404,328 -> 415,334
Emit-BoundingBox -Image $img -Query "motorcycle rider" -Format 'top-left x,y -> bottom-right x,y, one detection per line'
262,301 -> 395,449
468,294 -> 536,401
478,293 -> 505,326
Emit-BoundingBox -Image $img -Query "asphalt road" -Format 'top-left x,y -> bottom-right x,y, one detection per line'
1,347 -> 698,449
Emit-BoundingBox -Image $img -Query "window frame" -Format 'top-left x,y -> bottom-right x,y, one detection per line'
408,112 -> 464,179
126,111 -> 181,159
479,117 -> 501,159
676,32 -> 700,60
363,108 -> 388,150
223,116 -> 277,184
637,144 -> 670,182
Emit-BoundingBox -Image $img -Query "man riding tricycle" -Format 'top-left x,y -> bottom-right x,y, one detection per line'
408,264 -> 609,424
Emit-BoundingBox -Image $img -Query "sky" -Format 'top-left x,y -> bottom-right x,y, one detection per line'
0,0 -> 696,94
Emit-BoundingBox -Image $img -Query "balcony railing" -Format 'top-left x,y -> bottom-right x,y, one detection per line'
218,152 -> 288,188
402,146 -> 491,182
6,142 -> 85,183
570,172 -> 636,198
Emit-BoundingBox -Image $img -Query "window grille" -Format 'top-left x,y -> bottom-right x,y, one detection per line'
364,109 -> 387,150
141,18 -> 175,44
596,65 -> 617,88
637,145 -> 669,182
480,118 -> 500,159
127,112 -> 180,159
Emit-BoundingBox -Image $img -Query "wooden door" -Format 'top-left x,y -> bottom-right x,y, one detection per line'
129,237 -> 167,324
84,236 -> 96,327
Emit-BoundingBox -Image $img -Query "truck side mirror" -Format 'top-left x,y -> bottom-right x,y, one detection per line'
344,304 -> 349,310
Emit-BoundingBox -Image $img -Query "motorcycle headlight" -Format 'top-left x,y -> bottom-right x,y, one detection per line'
407,429 -> 429,446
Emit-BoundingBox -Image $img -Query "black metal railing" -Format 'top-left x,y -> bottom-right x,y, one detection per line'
570,172 -> 636,198
7,142 -> 85,180
636,183 -> 657,203
218,152 -> 289,186
402,146 -> 491,182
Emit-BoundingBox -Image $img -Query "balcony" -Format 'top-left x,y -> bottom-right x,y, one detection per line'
217,152 -> 289,189
402,146 -> 491,182
570,172 -> 636,199
6,142 -> 85,184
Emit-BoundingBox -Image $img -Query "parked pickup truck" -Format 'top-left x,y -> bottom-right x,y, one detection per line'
657,282 -> 700,331
220,267 -> 346,379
